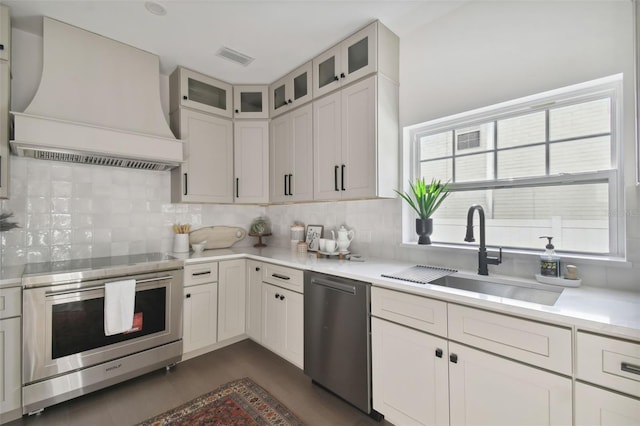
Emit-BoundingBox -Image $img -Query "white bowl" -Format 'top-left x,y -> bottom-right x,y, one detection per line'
191,242 -> 206,253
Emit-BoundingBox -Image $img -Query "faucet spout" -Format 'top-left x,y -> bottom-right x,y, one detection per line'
465,204 -> 501,275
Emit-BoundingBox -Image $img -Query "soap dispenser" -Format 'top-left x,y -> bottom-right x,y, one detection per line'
539,236 -> 560,277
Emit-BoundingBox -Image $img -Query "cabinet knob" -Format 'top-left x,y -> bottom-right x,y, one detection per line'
435,348 -> 443,358
333,75 -> 339,81
0,44 -> 4,51
186,293 -> 191,299
279,295 -> 285,300
287,99 -> 292,104
183,95 -> 188,100
235,109 -> 239,113
340,72 -> 345,79
450,353 -> 458,364
275,293 -> 280,299
255,267 -> 261,271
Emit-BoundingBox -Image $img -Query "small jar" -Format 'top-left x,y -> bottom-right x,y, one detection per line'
290,225 -> 305,242
297,241 -> 308,255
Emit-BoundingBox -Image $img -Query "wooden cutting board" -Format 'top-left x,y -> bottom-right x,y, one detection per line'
189,226 -> 247,249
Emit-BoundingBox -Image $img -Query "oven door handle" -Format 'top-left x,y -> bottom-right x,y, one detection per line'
45,275 -> 175,297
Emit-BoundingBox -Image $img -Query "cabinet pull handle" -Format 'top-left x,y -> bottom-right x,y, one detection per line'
236,178 -> 239,198
272,273 -> 290,280
284,174 -> 288,196
288,174 -> 293,195
186,293 -> 191,298
184,173 -> 188,195
621,362 -> 640,375
192,271 -> 211,277
341,164 -> 346,191
334,165 -> 339,191
450,353 -> 458,364
435,348 -> 443,358
340,72 -> 345,79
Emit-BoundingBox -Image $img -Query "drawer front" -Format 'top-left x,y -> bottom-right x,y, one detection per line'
577,331 -> 640,398
262,263 -> 304,294
448,304 -> 572,375
184,262 -> 218,287
0,286 -> 21,319
371,287 -> 447,337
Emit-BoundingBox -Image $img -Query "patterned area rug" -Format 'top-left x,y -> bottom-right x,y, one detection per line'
137,377 -> 305,425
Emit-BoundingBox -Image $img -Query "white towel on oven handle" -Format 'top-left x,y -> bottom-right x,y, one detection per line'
104,279 -> 136,336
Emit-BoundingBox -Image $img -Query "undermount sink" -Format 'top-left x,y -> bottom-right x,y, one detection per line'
429,275 -> 563,306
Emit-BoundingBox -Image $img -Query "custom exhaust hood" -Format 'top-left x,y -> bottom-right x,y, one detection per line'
11,18 -> 183,171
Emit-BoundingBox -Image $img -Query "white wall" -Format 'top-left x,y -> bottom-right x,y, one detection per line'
3,1 -> 638,291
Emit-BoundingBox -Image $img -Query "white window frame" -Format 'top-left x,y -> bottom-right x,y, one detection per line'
401,74 -> 625,258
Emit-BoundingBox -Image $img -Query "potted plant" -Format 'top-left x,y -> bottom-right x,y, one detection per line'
395,178 -> 451,244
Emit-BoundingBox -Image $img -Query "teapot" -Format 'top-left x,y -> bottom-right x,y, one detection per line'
332,225 -> 354,253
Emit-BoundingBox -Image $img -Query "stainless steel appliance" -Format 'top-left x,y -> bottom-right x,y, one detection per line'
304,271 -> 381,420
22,253 -> 183,414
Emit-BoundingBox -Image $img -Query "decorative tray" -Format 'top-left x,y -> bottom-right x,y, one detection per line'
189,226 -> 246,249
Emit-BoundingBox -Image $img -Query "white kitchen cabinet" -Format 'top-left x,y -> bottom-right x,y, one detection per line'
270,103 -> 313,202
234,121 -> 269,204
575,382 -> 640,426
170,107 -> 233,203
233,85 -> 268,119
218,260 -> 247,341
448,341 -> 572,426
269,61 -> 312,117
170,66 -> 233,118
245,260 -> 262,343
0,4 -> 9,200
261,282 -> 304,369
314,75 -> 397,200
182,262 -> 219,357
372,317 -> 450,426
0,286 -> 21,424
312,21 -> 398,98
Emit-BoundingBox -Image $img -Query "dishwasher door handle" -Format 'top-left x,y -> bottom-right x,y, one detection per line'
310,277 -> 356,295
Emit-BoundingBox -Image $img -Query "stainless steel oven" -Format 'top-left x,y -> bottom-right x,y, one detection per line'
21,253 -> 183,415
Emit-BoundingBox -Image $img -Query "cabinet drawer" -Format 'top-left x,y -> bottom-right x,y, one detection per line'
262,263 -> 303,294
371,287 -> 447,337
0,286 -> 21,319
184,262 -> 218,287
448,304 -> 572,375
577,331 -> 640,398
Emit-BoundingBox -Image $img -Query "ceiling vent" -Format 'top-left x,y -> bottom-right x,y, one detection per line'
216,46 -> 254,67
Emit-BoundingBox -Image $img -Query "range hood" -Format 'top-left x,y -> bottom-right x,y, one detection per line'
11,18 -> 183,171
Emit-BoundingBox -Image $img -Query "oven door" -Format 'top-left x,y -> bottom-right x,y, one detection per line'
23,270 -> 183,384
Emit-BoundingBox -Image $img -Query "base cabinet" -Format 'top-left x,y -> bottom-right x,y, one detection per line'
183,282 -> 218,354
575,382 -> 640,426
0,316 -> 20,424
245,260 -> 262,342
218,260 -> 246,341
261,282 -> 303,368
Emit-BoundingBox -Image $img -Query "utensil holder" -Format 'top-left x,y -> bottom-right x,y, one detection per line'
173,234 -> 189,253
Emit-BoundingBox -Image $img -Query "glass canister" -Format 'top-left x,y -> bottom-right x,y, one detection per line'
290,224 -> 305,242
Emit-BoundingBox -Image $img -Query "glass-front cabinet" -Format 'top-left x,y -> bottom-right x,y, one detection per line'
269,61 -> 312,117
170,67 -> 233,118
0,4 -> 9,62
313,22 -> 377,98
233,85 -> 268,119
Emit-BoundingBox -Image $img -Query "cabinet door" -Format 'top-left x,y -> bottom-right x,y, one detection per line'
372,318 -> 449,426
234,121 -> 269,204
261,283 -> 285,354
289,104 -> 314,202
183,283 -> 218,354
313,45 -> 342,98
289,61 -> 312,108
281,287 -> 304,368
341,76 -> 376,199
218,260 -> 247,341
341,22 -> 377,85
0,317 -> 21,420
270,113 -> 291,202
245,260 -> 262,342
448,342 -> 572,426
171,108 -> 233,203
0,60 -> 8,199
575,382 -> 640,426
0,5 -> 9,62
175,68 -> 233,118
313,91 -> 342,200
270,75 -> 289,117
233,85 -> 268,119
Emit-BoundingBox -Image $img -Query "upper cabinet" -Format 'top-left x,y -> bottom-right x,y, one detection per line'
269,61 -> 312,118
312,21 -> 398,99
0,5 -> 9,62
0,4 -> 10,200
233,85 -> 268,119
170,67 -> 233,118
234,120 -> 270,204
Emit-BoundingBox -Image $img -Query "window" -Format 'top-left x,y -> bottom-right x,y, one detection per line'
403,75 -> 624,256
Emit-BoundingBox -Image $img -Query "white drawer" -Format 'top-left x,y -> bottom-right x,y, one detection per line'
0,286 -> 21,319
371,287 -> 447,337
448,304 -> 572,375
184,262 -> 218,287
577,331 -> 640,398
262,263 -> 304,294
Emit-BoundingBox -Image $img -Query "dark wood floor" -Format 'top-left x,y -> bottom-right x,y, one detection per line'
9,339 -> 390,426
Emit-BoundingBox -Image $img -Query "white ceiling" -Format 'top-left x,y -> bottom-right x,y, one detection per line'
3,0 -> 465,84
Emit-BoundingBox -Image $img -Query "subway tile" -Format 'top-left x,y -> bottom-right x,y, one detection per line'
51,181 -> 73,198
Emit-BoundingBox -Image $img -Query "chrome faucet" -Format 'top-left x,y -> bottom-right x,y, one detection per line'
465,204 -> 502,275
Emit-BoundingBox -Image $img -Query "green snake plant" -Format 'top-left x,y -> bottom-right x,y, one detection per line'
395,178 -> 451,219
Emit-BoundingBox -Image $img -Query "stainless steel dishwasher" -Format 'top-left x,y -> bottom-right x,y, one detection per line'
304,271 -> 381,420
